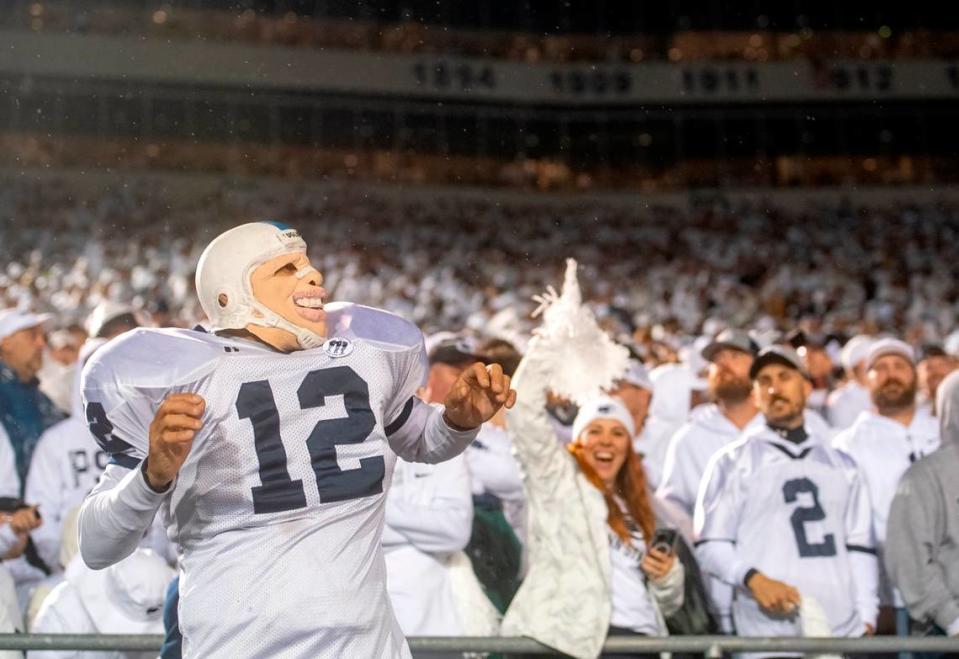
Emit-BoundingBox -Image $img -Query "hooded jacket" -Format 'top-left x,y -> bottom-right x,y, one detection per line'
833,406 -> 940,605
884,371 -> 959,635
501,347 -> 684,659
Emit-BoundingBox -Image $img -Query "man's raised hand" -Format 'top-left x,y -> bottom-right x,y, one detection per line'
146,393 -> 206,491
443,363 -> 517,430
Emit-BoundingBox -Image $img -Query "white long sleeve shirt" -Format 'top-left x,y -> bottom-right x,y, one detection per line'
25,417 -> 107,571
464,423 -> 526,542
382,454 -> 473,636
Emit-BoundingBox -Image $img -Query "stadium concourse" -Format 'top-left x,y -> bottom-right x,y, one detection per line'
0,169 -> 958,657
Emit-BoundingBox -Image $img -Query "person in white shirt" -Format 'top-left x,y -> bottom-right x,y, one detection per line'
658,329 -> 762,531
637,363 -> 701,491
383,452 -> 499,647
826,335 -> 874,430
30,548 -> 174,659
696,345 -> 878,643
833,338 -> 940,631
26,340 -> 109,573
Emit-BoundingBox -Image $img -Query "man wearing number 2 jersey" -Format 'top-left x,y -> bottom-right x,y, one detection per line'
76,222 -> 516,659
695,345 -> 878,640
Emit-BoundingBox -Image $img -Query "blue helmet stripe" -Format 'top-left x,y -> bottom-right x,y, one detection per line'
261,220 -> 292,231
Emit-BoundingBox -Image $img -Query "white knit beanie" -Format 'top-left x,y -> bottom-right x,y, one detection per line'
572,396 -> 636,443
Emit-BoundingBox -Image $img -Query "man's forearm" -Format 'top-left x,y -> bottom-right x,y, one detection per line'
388,401 -> 479,464
78,463 -> 167,569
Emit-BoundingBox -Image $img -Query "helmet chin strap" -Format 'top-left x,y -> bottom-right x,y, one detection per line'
246,299 -> 326,351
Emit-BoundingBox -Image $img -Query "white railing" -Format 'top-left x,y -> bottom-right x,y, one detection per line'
1,634 -> 958,655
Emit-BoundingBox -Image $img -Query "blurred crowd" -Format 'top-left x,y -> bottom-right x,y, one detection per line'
8,135 -> 953,194
2,176 -> 959,657
3,176 -> 959,347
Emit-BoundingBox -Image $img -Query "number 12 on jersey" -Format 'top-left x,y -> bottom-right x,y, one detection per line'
236,366 -> 384,514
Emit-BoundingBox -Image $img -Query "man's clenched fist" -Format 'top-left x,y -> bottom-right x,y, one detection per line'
443,362 -> 517,430
146,393 -> 206,492
746,571 -> 801,617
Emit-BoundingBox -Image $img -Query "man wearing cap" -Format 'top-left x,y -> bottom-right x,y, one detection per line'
0,309 -> 65,483
826,335 -> 874,430
833,338 -> 940,627
695,345 -> 878,641
658,329 -> 763,527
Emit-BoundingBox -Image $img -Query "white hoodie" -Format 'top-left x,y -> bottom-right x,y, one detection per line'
826,382 -> 871,431
382,454 -> 499,641
833,408 -> 940,605
657,404 -> 764,525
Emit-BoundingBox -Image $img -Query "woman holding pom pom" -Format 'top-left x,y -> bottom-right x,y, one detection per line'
501,261 -> 686,659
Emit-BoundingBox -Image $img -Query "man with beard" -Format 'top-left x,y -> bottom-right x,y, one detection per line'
834,338 -> 940,630
657,329 -> 762,632
658,329 -> 761,528
696,346 -> 878,643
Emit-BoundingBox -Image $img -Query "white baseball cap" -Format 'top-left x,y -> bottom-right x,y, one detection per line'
572,396 -> 636,442
70,548 -> 174,635
840,335 -> 874,372
0,308 -> 52,341
85,301 -> 136,338
619,358 -> 653,391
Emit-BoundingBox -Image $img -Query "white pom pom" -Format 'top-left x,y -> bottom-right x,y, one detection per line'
529,259 -> 629,404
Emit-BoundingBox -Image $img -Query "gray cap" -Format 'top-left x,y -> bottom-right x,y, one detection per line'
701,329 -> 759,362
749,345 -> 811,380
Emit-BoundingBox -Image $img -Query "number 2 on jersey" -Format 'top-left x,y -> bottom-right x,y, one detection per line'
236,366 -> 383,514
782,478 -> 837,558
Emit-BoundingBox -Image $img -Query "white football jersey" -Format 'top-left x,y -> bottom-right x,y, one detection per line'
695,424 -> 878,638
81,303 -> 442,659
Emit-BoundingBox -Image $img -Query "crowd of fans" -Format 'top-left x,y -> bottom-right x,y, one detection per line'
1,174 -> 959,657
5,1 -> 959,63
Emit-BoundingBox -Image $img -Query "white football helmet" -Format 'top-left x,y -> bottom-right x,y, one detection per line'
195,221 -> 325,349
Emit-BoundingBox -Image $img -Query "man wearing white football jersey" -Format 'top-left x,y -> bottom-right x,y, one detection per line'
77,222 -> 515,659
833,338 -> 939,622
695,345 -> 878,640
